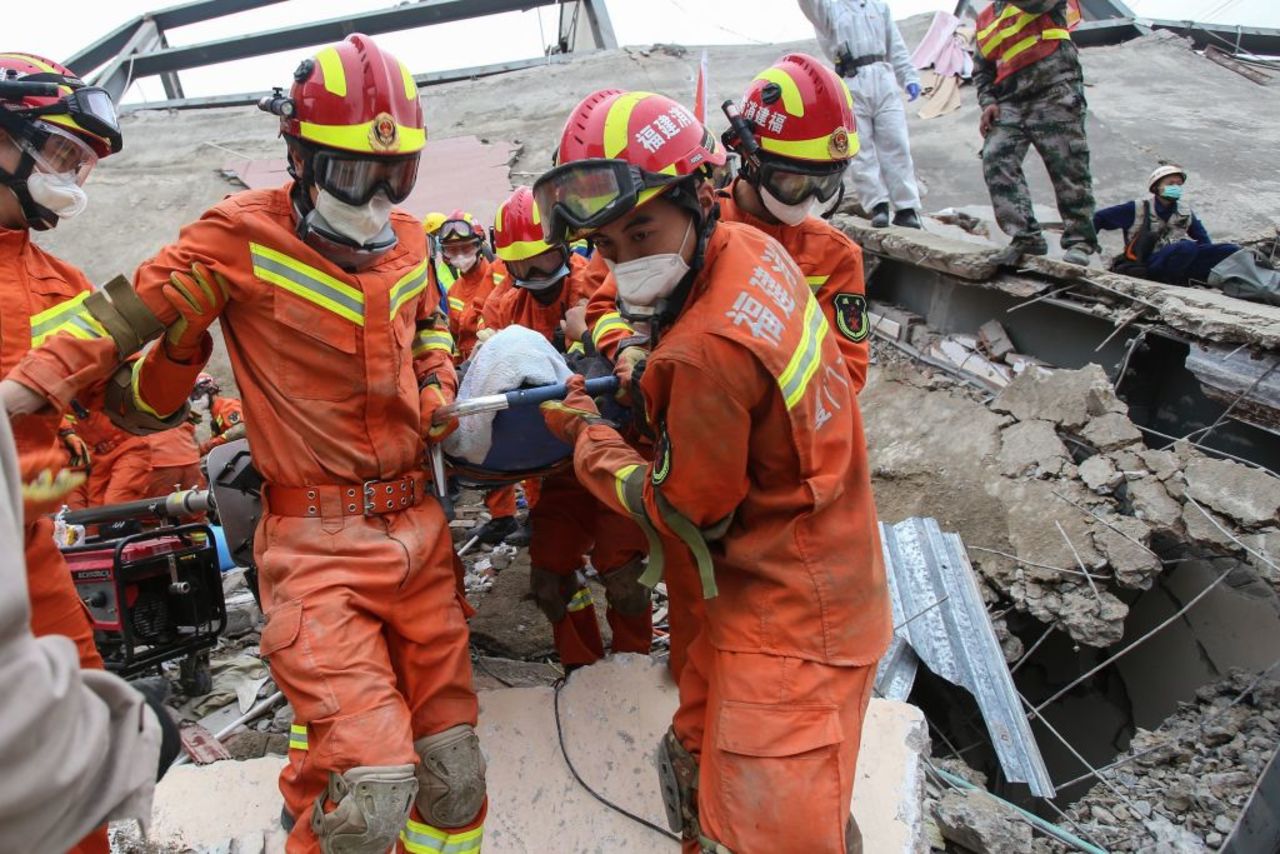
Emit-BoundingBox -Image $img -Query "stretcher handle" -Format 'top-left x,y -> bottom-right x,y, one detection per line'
433,376 -> 619,424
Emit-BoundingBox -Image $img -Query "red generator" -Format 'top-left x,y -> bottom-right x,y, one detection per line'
64,524 -> 226,693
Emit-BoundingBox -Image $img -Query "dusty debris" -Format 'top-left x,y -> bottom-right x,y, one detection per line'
999,420 -> 1073,479
932,788 -> 1033,853
991,364 -> 1124,430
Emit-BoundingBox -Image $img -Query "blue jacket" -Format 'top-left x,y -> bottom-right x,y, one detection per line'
1093,198 -> 1211,244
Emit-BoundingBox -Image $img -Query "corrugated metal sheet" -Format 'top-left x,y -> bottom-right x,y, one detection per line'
874,517 -> 1056,798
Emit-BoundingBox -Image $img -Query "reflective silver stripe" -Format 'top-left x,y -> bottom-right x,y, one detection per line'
778,297 -> 828,410
250,243 -> 365,325
401,822 -> 483,854
390,262 -> 430,319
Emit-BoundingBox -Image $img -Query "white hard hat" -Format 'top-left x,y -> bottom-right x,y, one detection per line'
1148,164 -> 1187,193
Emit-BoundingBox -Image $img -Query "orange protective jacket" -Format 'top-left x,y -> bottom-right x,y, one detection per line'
482,254 -> 591,348
569,221 -> 890,665
585,183 -> 870,391
202,395 -> 245,453
9,185 -> 457,490
448,257 -> 506,360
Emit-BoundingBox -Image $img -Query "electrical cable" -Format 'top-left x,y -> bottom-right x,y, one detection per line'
551,677 -> 682,843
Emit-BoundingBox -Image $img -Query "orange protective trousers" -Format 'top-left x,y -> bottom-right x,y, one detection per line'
528,469 -> 651,667
256,500 -> 481,854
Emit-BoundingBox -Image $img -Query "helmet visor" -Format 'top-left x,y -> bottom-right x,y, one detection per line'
533,159 -> 676,244
16,122 -> 98,185
508,247 -> 570,291
313,150 -> 420,205
759,159 -> 846,206
21,84 -> 122,154
439,217 -> 482,243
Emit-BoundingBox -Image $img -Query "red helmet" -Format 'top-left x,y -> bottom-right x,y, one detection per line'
493,188 -> 554,263
438,209 -> 483,245
0,52 -> 122,158
741,54 -> 857,164
535,90 -> 726,242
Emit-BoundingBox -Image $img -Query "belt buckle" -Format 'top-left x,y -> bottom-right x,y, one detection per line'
362,479 -> 379,516
362,475 -> 414,516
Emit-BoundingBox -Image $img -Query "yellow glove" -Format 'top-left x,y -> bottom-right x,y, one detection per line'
421,384 -> 457,441
163,262 -> 230,358
58,427 -> 91,470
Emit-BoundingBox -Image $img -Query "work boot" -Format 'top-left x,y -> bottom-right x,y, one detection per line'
870,203 -> 891,228
1062,246 -> 1095,267
504,520 -> 532,548
475,515 -> 518,545
990,238 -> 1048,268
892,209 -> 922,229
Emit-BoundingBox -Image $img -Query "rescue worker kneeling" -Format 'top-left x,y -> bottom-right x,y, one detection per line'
1,35 -> 485,854
534,91 -> 891,852
484,186 -> 652,668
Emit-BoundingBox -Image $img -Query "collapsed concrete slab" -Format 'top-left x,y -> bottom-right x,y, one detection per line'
116,656 -> 928,852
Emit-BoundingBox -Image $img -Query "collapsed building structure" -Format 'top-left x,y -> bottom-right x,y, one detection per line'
36,1 -> 1280,851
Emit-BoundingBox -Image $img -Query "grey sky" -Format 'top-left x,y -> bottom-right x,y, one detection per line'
6,0 -> 1277,103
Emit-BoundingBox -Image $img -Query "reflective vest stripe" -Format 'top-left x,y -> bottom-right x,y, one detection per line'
978,9 -> 1039,55
413,328 -> 454,357
389,261 -> 431,319
447,296 -> 466,313
401,820 -> 483,854
289,723 -> 308,751
250,243 -> 365,326
614,464 -> 643,514
805,275 -> 829,293
1004,29 -> 1070,61
435,258 -> 457,292
567,587 -> 594,613
777,297 -> 829,410
975,3 -> 1074,84
592,311 -> 633,350
30,292 -> 108,346
567,340 -> 585,356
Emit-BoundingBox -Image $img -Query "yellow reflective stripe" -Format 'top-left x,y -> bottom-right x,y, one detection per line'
413,328 -> 454,356
435,259 -> 458,290
30,292 -> 108,346
806,275 -> 829,292
401,820 -> 483,854
399,60 -> 418,102
251,243 -> 365,326
754,67 -> 805,118
493,273 -> 506,285
289,723 -> 308,751
603,91 -> 657,159
978,6 -> 1033,46
567,587 -> 594,612
567,340 -> 585,356
591,311 -> 633,349
760,129 -> 860,161
613,463 -> 642,514
448,296 -> 466,313
777,297 -> 829,410
130,357 -> 166,419
298,120 -> 426,155
315,47 -> 347,97
496,238 -> 553,263
389,261 -> 430,319
1003,29 -> 1070,61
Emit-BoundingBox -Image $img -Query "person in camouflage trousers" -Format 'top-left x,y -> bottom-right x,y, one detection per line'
975,0 -> 1100,266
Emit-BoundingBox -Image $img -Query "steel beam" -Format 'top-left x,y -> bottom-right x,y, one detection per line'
1076,0 -> 1136,21
149,0 -> 288,31
1070,16 -> 1280,55
63,18 -> 146,77
92,19 -> 167,104
580,0 -> 618,50
126,0 -> 561,77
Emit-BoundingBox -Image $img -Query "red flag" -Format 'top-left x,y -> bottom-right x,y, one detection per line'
694,50 -> 709,124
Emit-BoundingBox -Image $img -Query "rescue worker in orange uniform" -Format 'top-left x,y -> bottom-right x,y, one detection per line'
2,36 -> 487,854
582,56 -> 871,681
0,51 -> 126,854
191,371 -> 246,454
533,90 -> 891,852
482,186 -> 652,667
438,210 -> 504,359
67,405 -> 203,506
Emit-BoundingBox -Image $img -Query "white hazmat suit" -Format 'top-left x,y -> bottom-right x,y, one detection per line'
799,0 -> 922,217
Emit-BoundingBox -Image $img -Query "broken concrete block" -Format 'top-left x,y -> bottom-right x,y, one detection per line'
867,311 -> 901,340
1140,449 -> 1182,480
933,340 -> 1013,388
1185,457 -> 1280,527
991,364 -> 1124,429
978,320 -> 1015,360
1091,516 -> 1161,589
1129,477 -> 1184,529
1006,353 -> 1049,376
1080,455 -> 1123,494
933,788 -> 1032,853
1081,412 -> 1144,452
1182,502 -> 1239,549
999,420 -> 1072,478
952,333 -> 979,351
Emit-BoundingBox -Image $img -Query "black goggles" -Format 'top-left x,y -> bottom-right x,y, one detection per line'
757,157 -> 847,206
532,158 -> 680,244
312,149 -> 420,206
509,248 -> 570,291
10,81 -> 122,155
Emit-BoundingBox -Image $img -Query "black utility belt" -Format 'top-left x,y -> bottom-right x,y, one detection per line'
836,54 -> 885,77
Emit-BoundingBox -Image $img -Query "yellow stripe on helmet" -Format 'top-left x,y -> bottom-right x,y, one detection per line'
315,47 -> 347,98
603,91 -> 657,159
759,129 -> 860,162
754,67 -> 806,119
496,238 -> 553,264
299,119 -> 426,154
399,60 -> 418,102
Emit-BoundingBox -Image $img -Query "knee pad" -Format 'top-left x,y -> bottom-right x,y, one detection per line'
601,557 -> 651,617
656,727 -> 700,839
414,724 -> 487,828
530,566 -> 574,623
310,764 -> 416,854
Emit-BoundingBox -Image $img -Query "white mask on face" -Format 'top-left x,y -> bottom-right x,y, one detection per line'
447,250 -> 479,274
606,219 -> 694,318
313,189 -> 393,246
27,172 -> 87,219
760,186 -> 815,227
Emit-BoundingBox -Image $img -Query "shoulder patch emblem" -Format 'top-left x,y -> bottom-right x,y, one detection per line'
652,427 -> 672,486
833,292 -> 869,343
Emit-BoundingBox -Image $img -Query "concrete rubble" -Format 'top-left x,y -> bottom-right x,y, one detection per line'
114,656 -> 929,853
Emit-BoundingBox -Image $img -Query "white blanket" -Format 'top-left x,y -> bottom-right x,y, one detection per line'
444,325 -> 572,465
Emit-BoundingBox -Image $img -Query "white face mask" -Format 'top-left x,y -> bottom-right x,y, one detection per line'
27,172 -> 87,220
313,189 -> 393,246
760,186 -> 816,227
447,250 -> 479,274
607,219 -> 694,318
